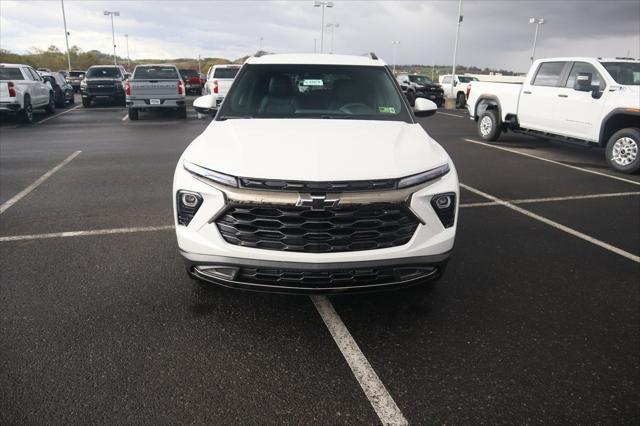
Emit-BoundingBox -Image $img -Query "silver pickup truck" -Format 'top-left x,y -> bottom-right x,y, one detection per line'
126,64 -> 186,120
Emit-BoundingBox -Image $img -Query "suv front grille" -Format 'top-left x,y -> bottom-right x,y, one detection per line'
215,203 -> 419,253
239,177 -> 397,192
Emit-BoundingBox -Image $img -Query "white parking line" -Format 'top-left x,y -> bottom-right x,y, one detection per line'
463,138 -> 640,187
437,111 -> 466,118
0,225 -> 175,242
0,151 -> 82,214
37,104 -> 81,124
312,296 -> 408,426
461,183 -> 640,263
122,113 -> 129,121
460,191 -> 640,208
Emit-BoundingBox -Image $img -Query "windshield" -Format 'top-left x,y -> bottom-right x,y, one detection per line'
218,64 -> 411,122
601,62 -> 640,86
213,67 -> 240,79
69,71 -> 85,77
458,76 -> 478,83
409,75 -> 433,84
134,66 -> 179,79
87,67 -> 121,78
180,69 -> 198,78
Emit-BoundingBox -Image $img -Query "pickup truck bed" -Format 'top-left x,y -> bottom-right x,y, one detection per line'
126,64 -> 186,120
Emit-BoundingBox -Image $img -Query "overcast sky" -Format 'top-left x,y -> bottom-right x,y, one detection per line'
1,0 -> 638,72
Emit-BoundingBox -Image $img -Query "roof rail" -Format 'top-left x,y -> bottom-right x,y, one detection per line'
362,52 -> 379,60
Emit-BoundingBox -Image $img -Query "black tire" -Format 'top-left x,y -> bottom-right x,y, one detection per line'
456,92 -> 466,109
477,109 -> 502,141
405,90 -> 416,107
177,106 -> 187,119
19,96 -> 34,124
128,108 -> 139,120
69,93 -> 75,105
82,97 -> 91,108
44,93 -> 56,114
605,128 -> 640,174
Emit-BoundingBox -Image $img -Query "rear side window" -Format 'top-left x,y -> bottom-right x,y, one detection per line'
180,69 -> 198,78
0,68 -> 24,80
213,67 -> 240,78
69,71 -> 85,78
133,66 -> 179,79
87,67 -> 122,78
532,62 -> 566,86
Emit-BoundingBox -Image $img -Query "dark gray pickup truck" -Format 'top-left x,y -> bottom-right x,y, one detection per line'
126,64 -> 187,120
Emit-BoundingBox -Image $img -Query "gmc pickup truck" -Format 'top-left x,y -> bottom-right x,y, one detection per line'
126,64 -> 186,120
80,65 -> 127,107
203,65 -> 240,108
467,57 -> 640,173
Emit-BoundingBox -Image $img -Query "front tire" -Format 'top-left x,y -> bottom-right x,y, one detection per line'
606,128 -> 640,174
82,97 -> 91,108
128,108 -> 139,120
44,93 -> 56,114
478,109 -> 502,141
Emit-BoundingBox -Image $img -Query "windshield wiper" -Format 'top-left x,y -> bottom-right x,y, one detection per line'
217,115 -> 254,121
319,115 -> 360,119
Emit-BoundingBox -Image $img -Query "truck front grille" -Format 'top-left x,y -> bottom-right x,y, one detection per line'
215,203 -> 419,253
239,177 -> 397,192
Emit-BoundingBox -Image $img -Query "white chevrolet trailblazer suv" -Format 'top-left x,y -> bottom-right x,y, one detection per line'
174,53 -> 459,294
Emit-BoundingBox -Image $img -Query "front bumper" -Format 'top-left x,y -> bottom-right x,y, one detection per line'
182,251 -> 449,294
417,91 -> 444,104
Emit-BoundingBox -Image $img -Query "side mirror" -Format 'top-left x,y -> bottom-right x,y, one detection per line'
574,72 -> 592,92
193,94 -> 218,116
413,98 -> 437,117
453,80 -> 458,87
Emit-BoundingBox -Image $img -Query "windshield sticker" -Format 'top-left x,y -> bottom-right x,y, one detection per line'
378,106 -> 396,113
302,79 -> 324,86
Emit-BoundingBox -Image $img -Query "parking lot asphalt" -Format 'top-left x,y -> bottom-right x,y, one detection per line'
1,99 -> 638,424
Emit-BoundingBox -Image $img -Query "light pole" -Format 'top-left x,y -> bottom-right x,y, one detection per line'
314,38 -> 317,53
391,41 -> 400,74
313,1 -> 333,53
198,54 -> 201,75
449,0 -> 463,99
103,10 -> 120,65
124,34 -> 131,71
326,23 -> 339,54
529,18 -> 545,63
60,0 -> 72,71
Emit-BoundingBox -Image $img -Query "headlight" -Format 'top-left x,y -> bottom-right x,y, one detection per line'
183,160 -> 238,187
398,163 -> 450,189
176,190 -> 203,226
80,80 -> 87,88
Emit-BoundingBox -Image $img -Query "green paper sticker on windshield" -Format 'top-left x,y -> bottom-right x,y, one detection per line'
302,79 -> 324,86
378,106 -> 396,113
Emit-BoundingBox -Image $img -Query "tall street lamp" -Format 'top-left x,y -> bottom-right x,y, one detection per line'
391,41 -> 400,74
529,17 -> 545,63
313,1 -> 333,53
103,10 -> 120,65
449,0 -> 463,99
326,23 -> 339,54
60,0 -> 72,71
125,34 -> 131,71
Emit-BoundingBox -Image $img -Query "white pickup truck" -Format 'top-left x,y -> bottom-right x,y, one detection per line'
0,63 -> 55,123
467,57 -> 640,173
439,74 -> 479,108
203,64 -> 240,107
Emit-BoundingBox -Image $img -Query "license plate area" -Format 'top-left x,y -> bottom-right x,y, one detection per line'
150,99 -> 161,105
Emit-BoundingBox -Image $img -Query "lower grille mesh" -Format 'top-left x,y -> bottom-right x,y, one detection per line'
215,203 -> 419,253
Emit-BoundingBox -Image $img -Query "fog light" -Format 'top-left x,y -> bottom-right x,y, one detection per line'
430,192 -> 456,228
181,192 -> 199,208
195,265 -> 239,281
176,190 -> 203,226
434,195 -> 452,209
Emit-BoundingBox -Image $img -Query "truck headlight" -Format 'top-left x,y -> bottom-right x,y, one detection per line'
80,79 -> 87,88
398,163 -> 450,189
183,160 -> 238,187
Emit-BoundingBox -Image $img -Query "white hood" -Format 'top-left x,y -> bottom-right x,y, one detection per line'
183,119 -> 450,181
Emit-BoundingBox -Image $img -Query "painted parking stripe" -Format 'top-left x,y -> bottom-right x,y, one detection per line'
122,113 -> 129,121
0,225 -> 174,242
0,151 -> 81,214
312,296 -> 408,426
460,191 -> 640,208
437,111 -> 466,118
463,138 -> 640,186
461,183 -> 640,263
37,104 -> 81,124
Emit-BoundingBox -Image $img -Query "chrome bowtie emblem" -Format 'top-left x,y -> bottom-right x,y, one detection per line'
296,193 -> 340,210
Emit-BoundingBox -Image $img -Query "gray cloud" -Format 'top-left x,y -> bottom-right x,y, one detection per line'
1,0 -> 638,72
